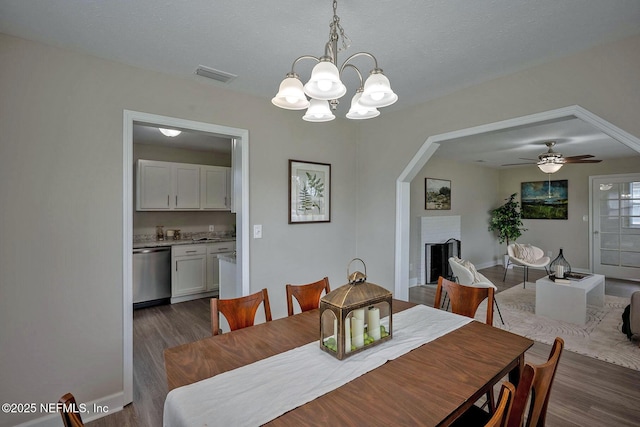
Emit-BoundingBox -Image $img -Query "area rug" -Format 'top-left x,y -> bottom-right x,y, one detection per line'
474,282 -> 640,371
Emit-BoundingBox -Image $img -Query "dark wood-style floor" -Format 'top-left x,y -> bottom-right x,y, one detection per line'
88,266 -> 640,426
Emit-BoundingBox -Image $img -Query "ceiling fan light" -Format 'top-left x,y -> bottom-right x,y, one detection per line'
302,99 -> 336,122
537,161 -> 563,174
359,72 -> 398,108
303,61 -> 347,100
159,128 -> 181,137
272,76 -> 310,110
346,92 -> 380,120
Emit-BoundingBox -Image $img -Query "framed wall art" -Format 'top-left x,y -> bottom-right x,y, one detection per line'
289,159 -> 331,224
521,179 -> 568,219
425,178 -> 451,210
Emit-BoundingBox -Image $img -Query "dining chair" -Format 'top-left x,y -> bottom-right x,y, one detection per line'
285,277 -> 330,316
484,382 -> 516,427
504,243 -> 550,288
434,276 -> 494,326
452,337 -> 564,427
449,257 -> 505,324
211,288 -> 272,335
434,276 -> 495,411
511,336 -> 564,427
59,393 -> 84,427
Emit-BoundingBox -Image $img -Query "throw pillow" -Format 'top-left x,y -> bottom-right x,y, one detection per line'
461,259 -> 483,284
514,243 -> 537,263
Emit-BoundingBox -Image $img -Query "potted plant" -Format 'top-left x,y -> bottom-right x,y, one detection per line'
488,193 -> 527,266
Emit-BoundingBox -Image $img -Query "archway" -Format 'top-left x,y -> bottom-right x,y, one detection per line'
394,105 -> 640,300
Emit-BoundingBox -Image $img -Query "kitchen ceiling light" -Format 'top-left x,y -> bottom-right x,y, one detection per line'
272,0 -> 397,121
159,128 -> 182,137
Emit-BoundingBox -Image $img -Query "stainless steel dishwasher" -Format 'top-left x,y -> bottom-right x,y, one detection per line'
133,247 -> 171,309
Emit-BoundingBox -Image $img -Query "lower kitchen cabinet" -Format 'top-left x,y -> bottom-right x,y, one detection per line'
171,242 -> 235,303
171,245 -> 207,301
206,242 -> 236,292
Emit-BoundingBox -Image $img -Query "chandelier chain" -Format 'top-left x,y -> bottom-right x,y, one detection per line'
330,0 -> 351,53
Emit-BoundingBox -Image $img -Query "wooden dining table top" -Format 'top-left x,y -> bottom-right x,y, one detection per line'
164,300 -> 533,426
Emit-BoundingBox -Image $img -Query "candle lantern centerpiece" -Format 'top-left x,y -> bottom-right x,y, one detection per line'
319,258 -> 392,360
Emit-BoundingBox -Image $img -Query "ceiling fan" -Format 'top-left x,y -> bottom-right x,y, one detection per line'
503,141 -> 602,173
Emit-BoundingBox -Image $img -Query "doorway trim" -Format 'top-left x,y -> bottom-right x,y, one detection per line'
394,105 -> 640,300
122,110 -> 249,404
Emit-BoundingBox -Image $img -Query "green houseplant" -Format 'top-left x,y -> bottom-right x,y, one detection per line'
488,193 -> 527,247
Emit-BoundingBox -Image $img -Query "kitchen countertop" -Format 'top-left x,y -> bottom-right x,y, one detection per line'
218,253 -> 236,263
133,237 -> 236,249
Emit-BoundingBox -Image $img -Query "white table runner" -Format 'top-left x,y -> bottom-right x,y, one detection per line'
163,305 -> 472,427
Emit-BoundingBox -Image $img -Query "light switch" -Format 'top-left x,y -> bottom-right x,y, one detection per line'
253,224 -> 262,239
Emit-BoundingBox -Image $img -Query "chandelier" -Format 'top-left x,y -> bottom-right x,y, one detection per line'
271,0 -> 398,122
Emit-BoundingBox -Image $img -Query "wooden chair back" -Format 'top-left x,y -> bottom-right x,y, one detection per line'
211,288 -> 272,335
485,382 -> 516,427
523,337 -> 564,427
434,276 -> 494,325
59,393 -> 84,427
285,277 -> 330,316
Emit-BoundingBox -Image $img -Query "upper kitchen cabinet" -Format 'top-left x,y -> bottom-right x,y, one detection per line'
136,159 -> 231,211
137,160 -> 199,210
201,166 -> 231,210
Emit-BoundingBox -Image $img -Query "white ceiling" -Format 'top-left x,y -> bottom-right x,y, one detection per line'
133,123 -> 231,153
1,0 -> 639,164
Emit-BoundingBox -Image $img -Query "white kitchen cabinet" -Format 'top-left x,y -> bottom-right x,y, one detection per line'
137,160 -> 200,211
201,166 -> 231,210
171,245 -> 207,298
174,164 -> 201,209
206,241 -> 236,292
137,160 -> 173,209
137,160 -> 231,211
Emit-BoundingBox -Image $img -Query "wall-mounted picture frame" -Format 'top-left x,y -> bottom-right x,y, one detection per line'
289,159 -> 331,224
425,178 -> 451,210
521,179 -> 568,219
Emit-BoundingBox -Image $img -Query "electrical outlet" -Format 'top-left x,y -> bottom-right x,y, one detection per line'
253,224 -> 262,239
209,225 -> 215,232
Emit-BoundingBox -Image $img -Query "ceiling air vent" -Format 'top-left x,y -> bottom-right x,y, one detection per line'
195,65 -> 237,83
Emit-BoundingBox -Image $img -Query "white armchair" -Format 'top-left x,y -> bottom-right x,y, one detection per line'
504,243 -> 550,287
448,257 -> 504,324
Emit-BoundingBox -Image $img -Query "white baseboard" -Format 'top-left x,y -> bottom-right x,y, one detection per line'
16,391 -> 123,427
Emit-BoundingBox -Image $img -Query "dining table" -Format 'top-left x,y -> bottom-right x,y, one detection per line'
163,300 -> 533,426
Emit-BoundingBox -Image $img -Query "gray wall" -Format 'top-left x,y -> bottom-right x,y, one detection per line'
497,156 -> 640,270
0,33 -> 357,426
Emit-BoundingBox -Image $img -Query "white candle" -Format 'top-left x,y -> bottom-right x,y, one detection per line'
353,309 -> 365,321
368,307 -> 381,340
556,265 -> 564,278
344,318 -> 351,353
351,317 -> 364,348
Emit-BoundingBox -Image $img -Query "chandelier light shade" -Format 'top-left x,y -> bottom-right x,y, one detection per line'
158,128 -> 182,137
272,0 -> 397,121
272,75 -> 310,110
303,99 -> 336,122
346,91 -> 380,120
304,61 -> 347,100
359,72 -> 398,108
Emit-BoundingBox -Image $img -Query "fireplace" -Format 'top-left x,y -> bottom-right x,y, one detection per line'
420,216 -> 461,285
425,238 -> 461,284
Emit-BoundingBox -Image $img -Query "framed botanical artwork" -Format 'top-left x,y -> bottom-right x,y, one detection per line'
425,178 -> 451,210
521,179 -> 568,219
289,160 -> 331,224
